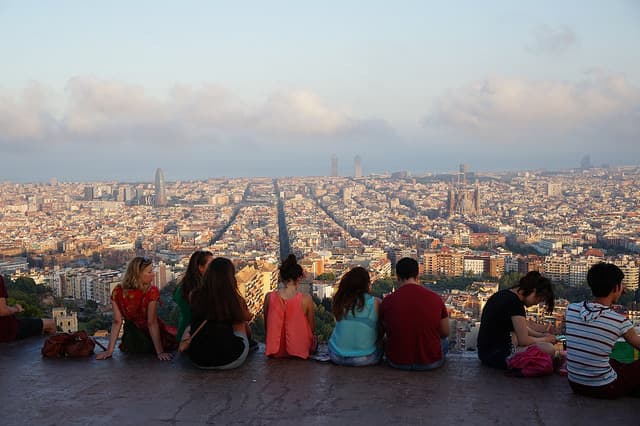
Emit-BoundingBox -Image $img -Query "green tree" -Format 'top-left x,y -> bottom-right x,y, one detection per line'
499,272 -> 521,290
371,278 -> 395,298
316,272 -> 336,281
250,315 -> 265,343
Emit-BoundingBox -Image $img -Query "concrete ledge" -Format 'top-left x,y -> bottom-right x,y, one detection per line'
0,338 -> 635,425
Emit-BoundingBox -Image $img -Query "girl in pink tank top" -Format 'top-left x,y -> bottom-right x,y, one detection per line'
263,255 -> 315,359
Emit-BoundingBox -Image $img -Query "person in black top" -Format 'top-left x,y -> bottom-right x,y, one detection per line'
477,271 -> 557,369
185,257 -> 253,369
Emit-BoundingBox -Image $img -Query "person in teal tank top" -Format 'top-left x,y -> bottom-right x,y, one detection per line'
329,267 -> 382,366
174,250 -> 213,340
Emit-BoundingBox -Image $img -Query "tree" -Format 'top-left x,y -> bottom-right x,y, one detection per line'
499,272 -> 521,290
316,272 -> 336,281
371,278 -> 395,298
250,315 -> 265,343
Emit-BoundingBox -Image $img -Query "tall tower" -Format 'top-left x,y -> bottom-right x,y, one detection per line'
354,155 -> 362,178
474,179 -> 481,215
154,168 -> 167,207
331,154 -> 338,177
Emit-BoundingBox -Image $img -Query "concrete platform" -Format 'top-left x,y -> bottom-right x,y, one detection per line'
0,337 -> 636,425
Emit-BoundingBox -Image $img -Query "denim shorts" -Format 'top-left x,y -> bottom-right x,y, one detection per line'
329,346 -> 382,367
387,338 -> 449,371
15,318 -> 43,340
192,331 -> 249,370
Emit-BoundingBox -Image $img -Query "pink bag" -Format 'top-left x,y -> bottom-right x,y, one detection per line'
506,345 -> 553,377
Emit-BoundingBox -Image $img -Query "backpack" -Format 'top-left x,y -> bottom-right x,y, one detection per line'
41,331 -> 103,358
506,345 -> 553,377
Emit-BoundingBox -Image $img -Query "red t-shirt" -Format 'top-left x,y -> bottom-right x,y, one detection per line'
380,284 -> 448,365
0,276 -> 19,342
111,285 -> 161,330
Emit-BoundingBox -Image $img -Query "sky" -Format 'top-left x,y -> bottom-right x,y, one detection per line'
1,0 -> 639,182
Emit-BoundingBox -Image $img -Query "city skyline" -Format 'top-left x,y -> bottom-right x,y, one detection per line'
1,1 -> 639,181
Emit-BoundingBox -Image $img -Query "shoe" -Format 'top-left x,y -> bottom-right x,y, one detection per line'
249,339 -> 259,352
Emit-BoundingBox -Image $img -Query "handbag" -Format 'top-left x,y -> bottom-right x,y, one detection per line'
178,320 -> 207,353
506,345 -> 553,377
42,331 -> 106,358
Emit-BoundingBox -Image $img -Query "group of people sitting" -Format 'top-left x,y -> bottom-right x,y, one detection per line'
95,254 -> 450,370
1,252 -> 639,399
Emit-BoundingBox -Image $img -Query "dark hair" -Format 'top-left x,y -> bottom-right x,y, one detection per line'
180,250 -> 213,299
332,267 -> 371,321
280,254 -> 304,282
587,262 -> 624,298
396,257 -> 419,281
190,257 -> 246,323
511,271 -> 555,312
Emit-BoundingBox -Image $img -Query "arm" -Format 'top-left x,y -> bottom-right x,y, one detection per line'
0,297 -> 23,316
240,297 -> 253,322
527,326 -> 547,338
512,316 -> 556,347
147,300 -> 172,361
623,328 -> 640,351
96,300 -> 123,360
302,294 -> 315,332
440,317 -> 450,338
263,293 -> 270,339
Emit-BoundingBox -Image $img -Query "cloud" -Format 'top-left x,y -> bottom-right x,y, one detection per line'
0,77 -> 387,149
525,25 -> 577,56
424,72 -> 640,145
0,82 -> 58,144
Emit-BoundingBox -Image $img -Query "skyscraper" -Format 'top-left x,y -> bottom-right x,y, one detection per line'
154,168 -> 167,207
331,154 -> 338,177
354,155 -> 362,178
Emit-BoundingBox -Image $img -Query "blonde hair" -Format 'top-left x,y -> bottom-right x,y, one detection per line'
122,256 -> 153,290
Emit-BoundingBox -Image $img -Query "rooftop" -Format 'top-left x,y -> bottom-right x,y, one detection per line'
0,338 -> 635,425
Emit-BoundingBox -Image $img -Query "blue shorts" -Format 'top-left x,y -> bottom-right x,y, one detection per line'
15,318 -> 43,340
329,346 -> 382,367
387,338 -> 449,371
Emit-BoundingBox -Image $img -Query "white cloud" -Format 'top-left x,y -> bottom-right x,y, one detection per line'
0,77 -> 380,149
424,72 -> 640,144
525,25 -> 577,56
0,82 -> 57,142
254,90 -> 350,136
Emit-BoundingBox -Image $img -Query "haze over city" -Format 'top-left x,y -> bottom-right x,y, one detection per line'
1,1 -> 639,182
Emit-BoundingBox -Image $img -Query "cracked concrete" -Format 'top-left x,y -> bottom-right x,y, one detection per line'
0,337 -> 637,425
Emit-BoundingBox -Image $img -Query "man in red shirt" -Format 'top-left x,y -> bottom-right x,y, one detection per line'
380,257 -> 450,370
0,275 -> 56,343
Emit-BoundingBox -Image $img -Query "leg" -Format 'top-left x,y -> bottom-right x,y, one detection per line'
15,318 -> 45,340
42,319 -> 57,334
610,359 -> 640,397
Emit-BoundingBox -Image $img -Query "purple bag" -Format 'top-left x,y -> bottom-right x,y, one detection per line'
506,345 -> 553,377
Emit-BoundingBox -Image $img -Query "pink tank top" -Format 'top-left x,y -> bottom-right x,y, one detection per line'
265,292 -> 312,359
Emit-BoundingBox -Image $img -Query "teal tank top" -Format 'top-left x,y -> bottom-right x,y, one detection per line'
329,293 -> 379,357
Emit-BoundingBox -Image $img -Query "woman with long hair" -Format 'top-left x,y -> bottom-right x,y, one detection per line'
328,267 -> 382,366
174,250 -> 213,340
263,254 -> 315,359
184,257 -> 252,369
96,256 -> 176,361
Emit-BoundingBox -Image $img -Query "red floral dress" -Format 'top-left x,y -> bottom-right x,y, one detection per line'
111,285 -> 176,351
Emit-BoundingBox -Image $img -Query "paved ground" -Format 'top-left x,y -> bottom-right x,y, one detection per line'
0,337 -> 636,425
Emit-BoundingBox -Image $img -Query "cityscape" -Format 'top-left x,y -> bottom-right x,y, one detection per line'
2,160 -> 640,351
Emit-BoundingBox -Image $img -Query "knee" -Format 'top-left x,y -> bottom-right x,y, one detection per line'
537,342 -> 555,356
43,319 -> 56,333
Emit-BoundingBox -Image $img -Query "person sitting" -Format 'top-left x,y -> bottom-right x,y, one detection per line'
477,271 -> 556,369
0,275 -> 56,343
96,256 -> 176,361
380,257 -> 450,370
174,250 -> 213,342
328,267 -> 382,366
566,262 -> 640,398
184,257 -> 253,369
264,254 -> 315,359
